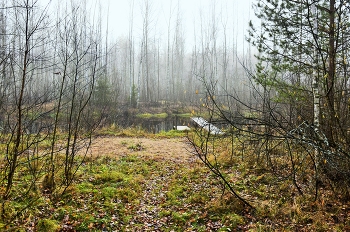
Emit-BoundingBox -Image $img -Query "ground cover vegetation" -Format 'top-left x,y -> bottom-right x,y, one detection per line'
0,127 -> 349,231
0,0 -> 350,231
187,0 -> 350,230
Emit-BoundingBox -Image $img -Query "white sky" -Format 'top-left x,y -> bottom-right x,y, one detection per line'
103,0 -> 254,53
42,0 -> 255,54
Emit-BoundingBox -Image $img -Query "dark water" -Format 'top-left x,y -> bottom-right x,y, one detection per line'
119,115 -> 191,133
139,116 -> 191,133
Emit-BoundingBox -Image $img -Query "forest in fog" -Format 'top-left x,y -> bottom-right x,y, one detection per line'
0,0 -> 253,114
1,0 -> 350,230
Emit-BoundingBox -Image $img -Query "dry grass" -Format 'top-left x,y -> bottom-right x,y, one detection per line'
89,136 -> 194,162
1,131 -> 350,231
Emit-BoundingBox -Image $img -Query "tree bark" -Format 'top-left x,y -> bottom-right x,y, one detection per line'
325,0 -> 336,146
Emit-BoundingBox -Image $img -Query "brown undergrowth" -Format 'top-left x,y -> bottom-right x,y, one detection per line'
1,130 -> 349,231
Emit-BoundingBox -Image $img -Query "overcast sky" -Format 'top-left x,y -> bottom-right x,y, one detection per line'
45,0 -> 255,54
103,0 -> 254,52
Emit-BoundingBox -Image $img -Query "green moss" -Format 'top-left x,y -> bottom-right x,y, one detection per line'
37,219 -> 60,232
222,213 -> 244,227
101,186 -> 117,199
116,188 -> 139,203
188,192 -> 208,204
94,171 -> 125,183
76,182 -> 95,194
171,211 -> 192,225
159,210 -> 172,217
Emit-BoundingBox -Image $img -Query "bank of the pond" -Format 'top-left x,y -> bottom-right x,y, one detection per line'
119,112 -> 193,133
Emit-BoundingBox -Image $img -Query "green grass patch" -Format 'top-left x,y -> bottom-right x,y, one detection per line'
154,113 -> 168,118
136,113 -> 153,118
156,129 -> 188,138
136,112 -> 168,119
96,124 -> 149,137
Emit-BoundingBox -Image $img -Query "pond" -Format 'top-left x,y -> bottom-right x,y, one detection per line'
118,114 -> 192,134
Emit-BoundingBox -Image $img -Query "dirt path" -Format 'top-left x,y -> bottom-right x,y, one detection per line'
89,136 -> 221,231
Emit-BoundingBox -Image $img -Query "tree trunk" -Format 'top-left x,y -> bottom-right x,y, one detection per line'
324,0 -> 336,146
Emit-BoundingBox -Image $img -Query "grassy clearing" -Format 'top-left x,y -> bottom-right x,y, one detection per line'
0,134 -> 244,231
96,123 -> 150,137
1,128 -> 349,231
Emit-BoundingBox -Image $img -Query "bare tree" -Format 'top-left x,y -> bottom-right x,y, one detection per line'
0,0 -> 55,220
54,0 -> 101,192
0,0 -> 103,222
188,0 -> 350,210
